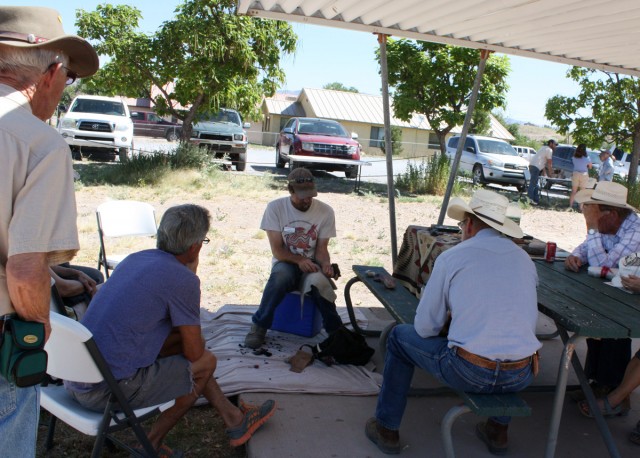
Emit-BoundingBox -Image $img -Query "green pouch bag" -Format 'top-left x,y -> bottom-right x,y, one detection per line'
0,316 -> 47,387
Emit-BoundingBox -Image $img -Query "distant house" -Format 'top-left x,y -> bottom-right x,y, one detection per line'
260,88 -> 514,157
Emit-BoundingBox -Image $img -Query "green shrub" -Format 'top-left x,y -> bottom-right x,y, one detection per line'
627,180 -> 640,209
395,152 -> 453,195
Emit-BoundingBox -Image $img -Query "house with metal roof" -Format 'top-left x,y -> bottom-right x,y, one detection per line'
261,88 -> 514,157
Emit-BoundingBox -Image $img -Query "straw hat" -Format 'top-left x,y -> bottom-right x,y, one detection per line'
0,6 -> 98,78
575,181 -> 637,211
288,167 -> 317,198
447,189 -> 523,238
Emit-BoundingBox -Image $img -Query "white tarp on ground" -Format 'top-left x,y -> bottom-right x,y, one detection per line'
201,305 -> 382,397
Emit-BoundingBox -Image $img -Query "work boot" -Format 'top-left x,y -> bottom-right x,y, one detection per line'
365,417 -> 401,454
244,324 -> 267,349
476,419 -> 508,455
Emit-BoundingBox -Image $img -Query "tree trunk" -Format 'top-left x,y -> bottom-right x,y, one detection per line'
630,123 -> 640,184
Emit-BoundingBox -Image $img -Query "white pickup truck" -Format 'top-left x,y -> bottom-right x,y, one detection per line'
58,95 -> 134,162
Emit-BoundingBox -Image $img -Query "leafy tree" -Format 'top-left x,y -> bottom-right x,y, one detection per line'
380,41 -> 510,154
545,67 -> 640,182
379,125 -> 404,156
323,82 -> 359,93
469,109 -> 491,135
75,0 -> 296,140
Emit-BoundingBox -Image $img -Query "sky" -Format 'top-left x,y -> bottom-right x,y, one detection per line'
16,0 -> 583,126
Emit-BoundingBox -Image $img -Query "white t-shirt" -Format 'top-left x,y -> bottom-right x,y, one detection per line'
260,196 -> 336,265
530,145 -> 553,170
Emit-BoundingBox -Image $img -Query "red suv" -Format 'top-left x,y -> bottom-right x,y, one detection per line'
276,117 -> 361,178
131,111 -> 182,141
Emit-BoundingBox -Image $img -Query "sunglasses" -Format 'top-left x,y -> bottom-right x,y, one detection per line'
45,63 -> 77,86
289,177 -> 314,183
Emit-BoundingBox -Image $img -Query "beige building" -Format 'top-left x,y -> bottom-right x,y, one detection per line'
260,88 -> 514,157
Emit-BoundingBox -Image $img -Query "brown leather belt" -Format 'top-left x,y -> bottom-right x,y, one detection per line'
455,346 -> 532,370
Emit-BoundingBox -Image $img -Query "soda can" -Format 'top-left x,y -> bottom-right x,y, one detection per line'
544,242 -> 557,262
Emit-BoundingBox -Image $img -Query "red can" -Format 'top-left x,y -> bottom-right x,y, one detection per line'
544,242 -> 557,262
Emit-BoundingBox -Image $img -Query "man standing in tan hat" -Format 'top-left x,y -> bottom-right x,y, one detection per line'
366,189 -> 540,455
245,167 -> 343,349
0,6 -> 98,454
565,181 -> 640,408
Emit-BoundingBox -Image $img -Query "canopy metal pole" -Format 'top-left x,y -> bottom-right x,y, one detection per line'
437,49 -> 491,225
378,33 -> 398,267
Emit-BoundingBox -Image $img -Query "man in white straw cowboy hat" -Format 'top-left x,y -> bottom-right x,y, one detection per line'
564,181 -> 640,412
0,6 -> 98,455
366,189 -> 540,455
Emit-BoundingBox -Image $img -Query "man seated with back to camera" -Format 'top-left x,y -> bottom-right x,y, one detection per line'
564,181 -> 640,405
365,189 -> 541,456
64,204 -> 276,454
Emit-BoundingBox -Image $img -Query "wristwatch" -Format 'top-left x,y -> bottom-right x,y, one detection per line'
588,228 -> 598,235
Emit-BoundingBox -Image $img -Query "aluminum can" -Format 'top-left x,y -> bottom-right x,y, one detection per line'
544,242 -> 557,262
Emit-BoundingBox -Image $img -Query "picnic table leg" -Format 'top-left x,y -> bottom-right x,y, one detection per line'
344,277 -> 382,336
441,404 -> 471,458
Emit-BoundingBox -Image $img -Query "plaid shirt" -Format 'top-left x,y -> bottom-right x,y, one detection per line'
572,212 -> 640,267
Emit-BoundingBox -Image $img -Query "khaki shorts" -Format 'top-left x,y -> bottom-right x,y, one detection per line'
572,172 -> 589,189
68,355 -> 193,412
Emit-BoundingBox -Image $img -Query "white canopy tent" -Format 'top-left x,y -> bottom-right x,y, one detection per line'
236,0 -> 640,270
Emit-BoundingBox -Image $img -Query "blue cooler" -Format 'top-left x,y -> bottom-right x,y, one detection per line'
270,292 -> 322,337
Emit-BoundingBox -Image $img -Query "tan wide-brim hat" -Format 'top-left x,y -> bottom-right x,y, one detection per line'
447,189 -> 523,239
575,181 -> 637,211
0,6 -> 99,78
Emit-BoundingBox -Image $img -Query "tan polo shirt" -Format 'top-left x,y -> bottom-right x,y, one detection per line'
0,84 -> 79,315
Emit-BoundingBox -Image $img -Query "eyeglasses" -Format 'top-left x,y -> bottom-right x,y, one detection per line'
45,63 -> 77,86
201,237 -> 210,245
61,65 -> 77,86
289,177 -> 314,183
457,218 -> 468,230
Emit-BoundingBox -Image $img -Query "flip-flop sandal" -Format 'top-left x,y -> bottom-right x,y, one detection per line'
578,397 -> 629,418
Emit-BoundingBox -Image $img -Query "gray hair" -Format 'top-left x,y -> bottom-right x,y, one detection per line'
0,45 -> 68,86
157,204 -> 211,255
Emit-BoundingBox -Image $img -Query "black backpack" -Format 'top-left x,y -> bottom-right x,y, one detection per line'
309,326 -> 375,366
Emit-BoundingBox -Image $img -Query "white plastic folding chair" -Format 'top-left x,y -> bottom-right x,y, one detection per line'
41,313 -> 175,458
96,200 -> 157,278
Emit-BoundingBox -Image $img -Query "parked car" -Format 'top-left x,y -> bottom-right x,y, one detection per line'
131,111 -> 181,141
276,117 -> 361,179
58,95 -> 134,162
445,135 -> 530,191
190,108 -> 250,171
514,145 -> 537,162
611,148 -> 638,179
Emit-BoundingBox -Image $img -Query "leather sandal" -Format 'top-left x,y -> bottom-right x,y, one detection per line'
578,397 -> 630,418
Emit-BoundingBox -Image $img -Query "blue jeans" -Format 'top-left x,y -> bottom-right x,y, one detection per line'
527,165 -> 541,203
252,261 -> 343,333
375,325 -> 534,430
0,374 -> 39,455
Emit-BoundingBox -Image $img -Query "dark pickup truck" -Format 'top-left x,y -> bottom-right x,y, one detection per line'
131,111 -> 182,141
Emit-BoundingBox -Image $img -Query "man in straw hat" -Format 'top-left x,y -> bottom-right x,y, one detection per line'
366,189 -> 541,455
245,167 -> 343,349
0,6 -> 98,454
565,181 -> 640,410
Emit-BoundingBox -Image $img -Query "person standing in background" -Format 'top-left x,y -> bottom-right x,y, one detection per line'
527,139 -> 556,205
568,143 -> 593,210
598,149 -> 614,182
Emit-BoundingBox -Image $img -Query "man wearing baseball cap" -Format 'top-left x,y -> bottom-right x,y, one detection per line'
366,189 -> 540,455
0,6 -> 98,454
245,168 -> 343,349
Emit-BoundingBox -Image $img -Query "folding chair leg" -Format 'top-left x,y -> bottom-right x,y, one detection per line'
45,415 -> 58,450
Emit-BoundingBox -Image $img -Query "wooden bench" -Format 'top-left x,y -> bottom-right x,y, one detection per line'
442,391 -> 531,458
345,264 -> 532,458
344,265 -> 418,336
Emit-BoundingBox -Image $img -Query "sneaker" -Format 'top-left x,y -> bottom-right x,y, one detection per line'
365,417 -> 401,454
244,324 -> 267,349
227,399 -> 276,447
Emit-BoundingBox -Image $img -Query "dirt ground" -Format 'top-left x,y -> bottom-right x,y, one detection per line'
38,171 -> 587,457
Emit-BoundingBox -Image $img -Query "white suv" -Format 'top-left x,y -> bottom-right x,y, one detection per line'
58,95 -> 134,161
446,135 -> 530,191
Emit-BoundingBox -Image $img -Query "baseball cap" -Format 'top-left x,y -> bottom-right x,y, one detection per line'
288,168 -> 317,198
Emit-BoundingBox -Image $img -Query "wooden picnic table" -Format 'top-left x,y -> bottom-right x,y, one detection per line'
535,259 -> 640,458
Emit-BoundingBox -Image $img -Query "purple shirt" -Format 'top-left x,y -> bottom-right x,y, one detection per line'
78,249 -> 200,380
